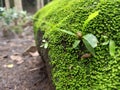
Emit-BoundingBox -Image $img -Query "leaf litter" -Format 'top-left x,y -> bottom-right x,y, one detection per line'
0,26 -> 52,90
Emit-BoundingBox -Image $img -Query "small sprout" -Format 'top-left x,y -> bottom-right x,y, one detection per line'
102,38 -> 116,56
59,29 -> 98,56
40,39 -> 48,49
58,10 -> 100,56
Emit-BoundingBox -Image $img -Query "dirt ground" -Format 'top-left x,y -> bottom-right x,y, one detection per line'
0,26 -> 51,90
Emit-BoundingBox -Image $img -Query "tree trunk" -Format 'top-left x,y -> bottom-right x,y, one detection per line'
14,0 -> 23,11
5,0 -> 10,9
36,0 -> 44,10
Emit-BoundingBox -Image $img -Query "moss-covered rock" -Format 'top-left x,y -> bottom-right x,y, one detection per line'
34,0 -> 120,90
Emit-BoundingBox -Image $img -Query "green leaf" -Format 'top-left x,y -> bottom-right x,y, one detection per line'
44,42 -> 48,49
83,10 -> 100,30
83,34 -> 98,48
102,40 -> 109,45
88,11 -> 99,21
109,40 -> 115,56
72,40 -> 80,48
59,29 -> 76,36
40,40 -> 48,49
83,39 -> 95,56
40,44 -> 44,48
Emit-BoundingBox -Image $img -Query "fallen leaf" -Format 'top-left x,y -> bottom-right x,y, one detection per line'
25,45 -> 37,52
16,60 -> 24,64
10,54 -> 24,64
22,45 -> 37,56
29,51 -> 39,57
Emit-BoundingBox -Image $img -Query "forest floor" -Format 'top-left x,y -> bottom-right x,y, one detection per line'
0,26 -> 51,90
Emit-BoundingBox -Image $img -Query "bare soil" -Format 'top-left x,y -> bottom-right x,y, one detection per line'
0,26 -> 51,90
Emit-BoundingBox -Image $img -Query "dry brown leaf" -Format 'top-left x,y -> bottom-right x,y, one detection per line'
29,51 -> 39,57
22,45 -> 37,56
25,45 -> 37,52
10,54 -> 24,64
10,55 -> 22,61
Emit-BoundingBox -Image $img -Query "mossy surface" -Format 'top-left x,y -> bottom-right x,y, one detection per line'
34,0 -> 120,90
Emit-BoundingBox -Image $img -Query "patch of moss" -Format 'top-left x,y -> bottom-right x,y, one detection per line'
34,0 -> 120,89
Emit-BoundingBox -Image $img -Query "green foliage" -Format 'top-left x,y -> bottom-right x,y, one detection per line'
0,7 -> 32,34
59,29 -> 76,36
59,29 -> 98,56
101,36 -> 116,56
0,7 -> 4,17
57,12 -> 99,55
1,8 -> 27,25
34,0 -> 120,90
83,34 -> 98,48
83,34 -> 98,56
40,40 -> 49,49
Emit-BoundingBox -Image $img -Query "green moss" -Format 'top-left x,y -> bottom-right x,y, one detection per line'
34,0 -> 120,90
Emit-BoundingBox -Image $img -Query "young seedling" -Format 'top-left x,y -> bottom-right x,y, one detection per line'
59,11 -> 100,56
102,36 -> 116,56
40,39 -> 49,49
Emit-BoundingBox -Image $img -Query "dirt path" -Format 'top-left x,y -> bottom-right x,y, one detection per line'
0,27 -> 51,90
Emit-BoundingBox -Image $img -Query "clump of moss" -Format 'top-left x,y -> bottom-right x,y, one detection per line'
34,0 -> 120,90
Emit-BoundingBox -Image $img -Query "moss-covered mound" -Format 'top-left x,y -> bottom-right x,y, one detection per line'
34,0 -> 120,89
